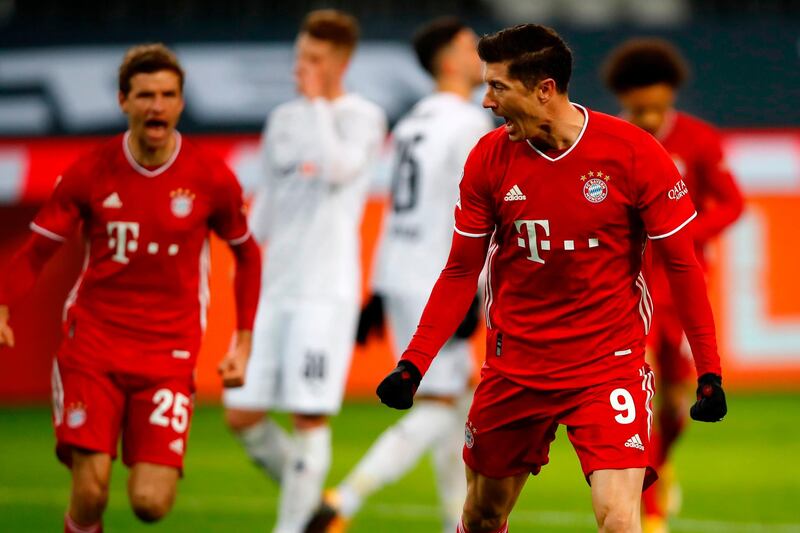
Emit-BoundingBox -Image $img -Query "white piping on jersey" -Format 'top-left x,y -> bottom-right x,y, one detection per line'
122,130 -> 182,178
454,225 -> 491,238
639,366 -> 655,438
648,211 -> 697,240
525,103 -> 589,163
51,360 -> 64,426
199,239 -> 211,332
30,221 -> 67,242
484,237 -> 499,329
227,230 -> 251,246
635,272 -> 653,335
614,349 -> 632,356
63,241 -> 91,321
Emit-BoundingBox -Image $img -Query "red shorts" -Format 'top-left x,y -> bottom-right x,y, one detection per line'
52,359 -> 195,471
647,304 -> 694,383
463,364 -> 657,489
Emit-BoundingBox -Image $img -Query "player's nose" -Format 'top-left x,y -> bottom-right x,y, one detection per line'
482,91 -> 497,109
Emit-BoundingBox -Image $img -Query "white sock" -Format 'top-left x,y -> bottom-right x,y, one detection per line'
238,418 -> 291,482
337,401 -> 459,518
273,425 -> 332,533
432,417 -> 468,532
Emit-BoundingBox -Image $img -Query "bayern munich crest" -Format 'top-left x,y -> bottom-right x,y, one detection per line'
464,421 -> 476,449
66,402 -> 87,428
581,171 -> 611,203
170,188 -> 195,218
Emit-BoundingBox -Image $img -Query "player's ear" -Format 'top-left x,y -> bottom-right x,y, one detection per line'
537,78 -> 557,103
118,91 -> 129,114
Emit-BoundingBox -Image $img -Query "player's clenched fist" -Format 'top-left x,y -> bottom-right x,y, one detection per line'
218,332 -> 252,388
376,360 -> 422,410
690,373 -> 727,422
0,305 -> 14,348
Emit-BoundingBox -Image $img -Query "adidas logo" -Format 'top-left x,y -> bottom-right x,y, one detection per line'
624,433 -> 645,451
169,438 -> 184,455
504,185 -> 526,201
102,192 -> 122,209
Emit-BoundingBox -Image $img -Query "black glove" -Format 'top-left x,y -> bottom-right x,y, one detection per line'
690,373 -> 727,422
356,293 -> 385,345
376,360 -> 421,410
454,294 -> 481,339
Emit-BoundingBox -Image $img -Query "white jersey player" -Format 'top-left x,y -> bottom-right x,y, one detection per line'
222,10 -> 386,533
305,18 -> 492,533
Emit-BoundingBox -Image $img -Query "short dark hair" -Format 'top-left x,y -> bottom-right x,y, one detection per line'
602,38 -> 689,94
477,24 -> 572,93
118,43 -> 184,96
412,17 -> 467,76
301,9 -> 360,55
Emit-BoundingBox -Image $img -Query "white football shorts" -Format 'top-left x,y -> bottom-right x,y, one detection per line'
223,297 -> 358,414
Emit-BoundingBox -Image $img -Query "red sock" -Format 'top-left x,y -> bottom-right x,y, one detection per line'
457,517 -> 509,533
64,514 -> 102,533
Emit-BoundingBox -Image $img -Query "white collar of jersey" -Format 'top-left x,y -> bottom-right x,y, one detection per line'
525,103 -> 589,163
122,130 -> 182,178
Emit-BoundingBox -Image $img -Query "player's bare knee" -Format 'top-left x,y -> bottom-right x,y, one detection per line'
72,479 -> 109,514
597,508 -> 638,533
224,408 -> 265,433
462,502 -> 507,532
129,486 -> 174,523
292,413 -> 327,430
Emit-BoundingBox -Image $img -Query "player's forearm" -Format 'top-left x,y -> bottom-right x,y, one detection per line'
230,235 -> 261,331
692,171 -> 744,242
311,99 -> 373,185
0,232 -> 61,308
234,329 -> 252,354
654,232 -> 722,377
401,233 -> 489,376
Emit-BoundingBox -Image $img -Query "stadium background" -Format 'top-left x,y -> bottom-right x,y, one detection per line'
0,0 -> 798,531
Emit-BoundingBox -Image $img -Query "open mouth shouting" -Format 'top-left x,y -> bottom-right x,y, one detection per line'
144,118 -> 170,139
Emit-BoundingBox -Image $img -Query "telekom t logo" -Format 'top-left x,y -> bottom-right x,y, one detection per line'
515,219 -> 600,264
107,221 -> 140,264
514,219 -> 550,264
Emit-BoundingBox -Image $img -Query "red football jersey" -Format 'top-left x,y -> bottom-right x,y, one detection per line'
32,132 -> 249,375
648,111 -> 743,305
455,105 -> 696,389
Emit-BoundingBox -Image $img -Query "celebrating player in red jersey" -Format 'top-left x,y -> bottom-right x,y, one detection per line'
602,38 -> 743,533
0,44 -> 261,532
376,24 -> 728,533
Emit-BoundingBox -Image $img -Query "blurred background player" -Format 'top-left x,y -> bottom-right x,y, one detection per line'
305,17 -> 492,533
602,38 -> 744,533
222,10 -> 387,533
0,43 -> 260,533
376,23 -> 729,533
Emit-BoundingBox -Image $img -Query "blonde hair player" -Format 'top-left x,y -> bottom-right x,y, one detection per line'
306,17 -> 492,533
222,10 -> 387,533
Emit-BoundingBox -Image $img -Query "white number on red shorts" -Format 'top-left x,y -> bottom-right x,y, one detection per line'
149,389 -> 191,433
609,388 -> 636,424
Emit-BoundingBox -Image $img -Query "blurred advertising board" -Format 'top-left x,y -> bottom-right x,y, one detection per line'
0,131 -> 798,402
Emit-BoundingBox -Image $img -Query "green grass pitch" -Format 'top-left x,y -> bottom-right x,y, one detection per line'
1,393 -> 799,532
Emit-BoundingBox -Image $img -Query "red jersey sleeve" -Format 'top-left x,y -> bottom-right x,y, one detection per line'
454,141 -> 495,238
692,129 -> 744,243
633,134 -> 697,240
31,165 -> 88,242
209,163 -> 250,244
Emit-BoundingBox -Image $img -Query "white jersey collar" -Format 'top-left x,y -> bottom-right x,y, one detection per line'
526,103 -> 589,163
123,130 -> 182,178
